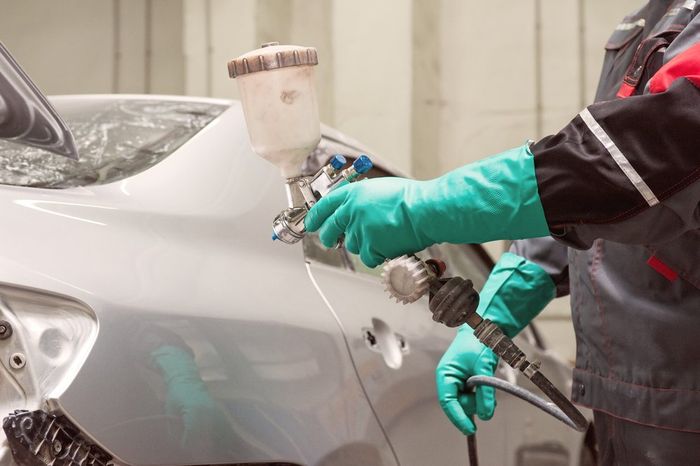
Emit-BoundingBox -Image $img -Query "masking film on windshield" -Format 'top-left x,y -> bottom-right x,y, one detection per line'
0,99 -> 227,188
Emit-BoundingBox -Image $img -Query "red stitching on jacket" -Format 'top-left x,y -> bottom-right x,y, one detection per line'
549,166 -> 700,227
610,413 -> 620,463
589,240 -> 615,376
650,41 -> 700,92
583,405 -> 700,434
622,36 -> 669,89
570,254 -> 587,364
575,367 -> 700,393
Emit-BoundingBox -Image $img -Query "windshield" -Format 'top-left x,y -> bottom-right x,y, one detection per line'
0,99 -> 227,188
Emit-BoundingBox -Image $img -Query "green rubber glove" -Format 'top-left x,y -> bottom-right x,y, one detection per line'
437,327 -> 499,435
436,252 -> 556,435
305,145 -> 549,268
151,345 -> 231,451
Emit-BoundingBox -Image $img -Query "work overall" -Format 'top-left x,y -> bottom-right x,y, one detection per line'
515,1 -> 700,464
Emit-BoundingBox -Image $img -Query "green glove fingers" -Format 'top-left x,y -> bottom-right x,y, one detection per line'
304,186 -> 347,233
473,362 -> 499,423
436,327 -> 499,435
344,232 -> 360,255
458,392 -> 477,419
317,210 -> 346,248
439,384 -> 476,435
305,145 -> 550,268
361,247 -> 383,269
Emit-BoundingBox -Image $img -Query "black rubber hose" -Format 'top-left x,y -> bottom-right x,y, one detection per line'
466,375 -> 585,431
467,434 -> 478,466
464,374 -> 588,466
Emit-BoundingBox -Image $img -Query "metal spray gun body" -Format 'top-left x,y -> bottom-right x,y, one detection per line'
272,154 -> 372,243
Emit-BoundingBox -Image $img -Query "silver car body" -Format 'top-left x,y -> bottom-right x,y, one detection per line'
0,95 -> 590,466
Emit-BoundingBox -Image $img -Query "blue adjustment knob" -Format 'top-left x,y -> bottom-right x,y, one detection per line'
330,154 -> 347,170
353,155 -> 373,174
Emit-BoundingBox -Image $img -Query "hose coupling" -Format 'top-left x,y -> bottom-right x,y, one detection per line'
473,319 -> 527,370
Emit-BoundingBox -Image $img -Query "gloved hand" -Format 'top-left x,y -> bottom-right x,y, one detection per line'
151,345 -> 231,451
437,327 -> 499,435
305,144 -> 549,268
436,252 -> 556,434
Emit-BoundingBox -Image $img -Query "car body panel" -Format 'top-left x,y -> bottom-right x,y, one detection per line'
0,96 -> 397,465
0,94 -> 590,466
304,245 -> 586,466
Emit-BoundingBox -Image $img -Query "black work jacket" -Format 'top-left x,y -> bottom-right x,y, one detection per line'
515,0 -> 700,432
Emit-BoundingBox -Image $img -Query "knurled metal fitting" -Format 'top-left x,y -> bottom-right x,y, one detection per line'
474,320 -> 527,369
382,255 -> 432,305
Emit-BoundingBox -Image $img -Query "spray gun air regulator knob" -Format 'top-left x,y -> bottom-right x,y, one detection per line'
352,155 -> 372,175
271,154 -> 373,243
329,154 -> 346,170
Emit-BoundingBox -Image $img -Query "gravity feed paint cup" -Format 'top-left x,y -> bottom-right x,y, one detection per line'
228,42 -> 321,179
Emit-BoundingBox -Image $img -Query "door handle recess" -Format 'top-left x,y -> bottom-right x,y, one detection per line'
362,318 -> 408,370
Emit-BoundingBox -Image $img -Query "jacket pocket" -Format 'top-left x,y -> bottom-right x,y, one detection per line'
605,17 -> 645,51
647,231 -> 700,289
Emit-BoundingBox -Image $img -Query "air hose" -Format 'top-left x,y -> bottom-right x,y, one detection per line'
381,256 -> 587,466
464,374 -> 586,466
467,375 -> 583,431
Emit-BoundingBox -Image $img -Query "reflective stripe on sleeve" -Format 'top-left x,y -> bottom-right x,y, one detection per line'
615,18 -> 645,31
579,108 -> 660,206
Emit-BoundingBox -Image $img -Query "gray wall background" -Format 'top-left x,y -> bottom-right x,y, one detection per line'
0,0 -> 643,361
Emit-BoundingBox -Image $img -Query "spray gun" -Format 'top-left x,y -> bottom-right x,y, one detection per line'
229,42 -> 373,243
270,154 -> 372,243
382,255 -> 587,466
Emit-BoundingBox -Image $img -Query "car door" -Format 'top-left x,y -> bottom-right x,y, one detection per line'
305,233 -> 515,466
303,139 -> 507,466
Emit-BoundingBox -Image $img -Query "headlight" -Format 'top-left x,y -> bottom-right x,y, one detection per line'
0,284 -> 97,464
